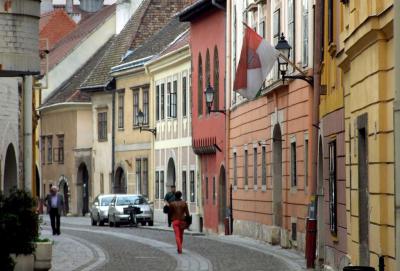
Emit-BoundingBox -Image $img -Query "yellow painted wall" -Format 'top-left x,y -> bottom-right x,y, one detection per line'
339,1 -> 396,269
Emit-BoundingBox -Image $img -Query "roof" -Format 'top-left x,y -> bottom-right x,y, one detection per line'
48,4 -> 116,70
40,9 -> 77,50
41,37 -> 115,108
179,0 -> 225,22
112,16 -> 189,73
159,28 -> 190,57
81,0 -> 192,90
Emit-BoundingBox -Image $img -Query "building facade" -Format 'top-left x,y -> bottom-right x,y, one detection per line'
180,0 -> 228,234
338,1 -> 396,269
317,0 -> 348,269
227,0 -> 315,252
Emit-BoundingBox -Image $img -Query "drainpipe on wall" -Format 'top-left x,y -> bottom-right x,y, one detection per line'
393,1 -> 400,269
111,90 -> 116,193
24,75 -> 33,192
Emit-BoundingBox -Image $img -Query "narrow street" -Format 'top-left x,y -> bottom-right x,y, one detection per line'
42,217 -> 305,271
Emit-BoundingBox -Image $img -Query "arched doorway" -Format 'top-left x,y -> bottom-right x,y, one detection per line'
77,163 -> 89,216
167,158 -> 176,188
219,165 -> 227,225
272,124 -> 283,227
4,143 -> 17,195
114,167 -> 126,193
316,136 -> 325,264
59,176 -> 69,214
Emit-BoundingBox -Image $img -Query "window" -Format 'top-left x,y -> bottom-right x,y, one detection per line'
287,0 -> 295,73
98,112 -> 107,141
198,54 -> 203,116
213,47 -> 219,111
182,76 -> 187,117
232,5 -> 237,105
212,176 -> 216,204
100,173 -> 104,194
155,171 -> 160,199
57,135 -> 64,164
291,141 -> 297,187
253,147 -> 257,186
328,0 -> 333,44
41,136 -> 45,165
142,158 -> 148,197
244,149 -> 248,187
136,159 -> 141,194
171,80 -> 177,118
160,171 -> 165,199
304,138 -> 309,190
143,89 -> 149,125
156,85 -> 160,121
205,176 -> 209,200
292,222 -> 297,241
190,170 -> 195,203
329,141 -> 337,235
133,90 -> 139,126
167,82 -> 171,118
47,135 -> 53,164
118,93 -> 124,129
302,0 -> 309,67
205,49 -> 211,88
182,171 -> 187,201
161,84 -> 165,119
262,146 -> 266,186
233,152 -> 237,187
273,9 -> 281,79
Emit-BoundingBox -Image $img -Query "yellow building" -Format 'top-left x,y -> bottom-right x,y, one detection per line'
338,1 -> 395,269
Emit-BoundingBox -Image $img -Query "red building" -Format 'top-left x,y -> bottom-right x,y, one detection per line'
180,0 -> 227,233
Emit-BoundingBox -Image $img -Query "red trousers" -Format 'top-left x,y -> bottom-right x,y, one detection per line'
172,220 -> 186,253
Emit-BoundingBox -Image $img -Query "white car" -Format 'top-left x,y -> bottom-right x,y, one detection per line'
90,194 -> 115,226
108,194 -> 153,227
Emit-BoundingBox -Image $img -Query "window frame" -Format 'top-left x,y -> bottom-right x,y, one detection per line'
190,170 -> 195,203
47,135 -> 53,164
41,136 -> 46,165
143,88 -> 149,125
161,83 -> 165,119
118,93 -> 124,129
302,0 -> 309,67
136,158 -> 142,194
253,147 -> 258,188
182,170 -> 187,201
261,145 -> 266,187
182,75 -> 187,117
198,54 -> 203,116
97,111 -> 107,141
156,85 -> 160,121
213,47 -> 219,111
57,134 -> 64,164
133,90 -> 139,127
155,171 -> 160,199
244,148 -> 248,188
290,140 -> 297,187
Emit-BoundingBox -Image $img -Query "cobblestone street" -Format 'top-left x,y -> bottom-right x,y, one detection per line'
42,216 -> 305,271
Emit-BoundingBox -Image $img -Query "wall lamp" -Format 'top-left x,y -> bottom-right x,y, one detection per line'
137,110 -> 156,137
275,33 -> 313,86
204,83 -> 226,114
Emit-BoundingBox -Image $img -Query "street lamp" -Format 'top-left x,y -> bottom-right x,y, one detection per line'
275,33 -> 313,85
136,110 -> 156,136
204,83 -> 226,114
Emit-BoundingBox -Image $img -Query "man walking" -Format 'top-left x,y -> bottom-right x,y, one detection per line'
164,185 -> 176,227
170,191 -> 190,254
44,186 -> 64,235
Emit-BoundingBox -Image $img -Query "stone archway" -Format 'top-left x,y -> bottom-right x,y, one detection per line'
272,124 -> 283,227
167,158 -> 176,187
4,143 -> 17,195
219,165 -> 227,225
114,167 -> 126,194
59,176 -> 70,214
77,163 -> 89,216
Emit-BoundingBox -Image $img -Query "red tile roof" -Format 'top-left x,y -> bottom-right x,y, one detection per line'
48,4 -> 116,70
40,9 -> 77,50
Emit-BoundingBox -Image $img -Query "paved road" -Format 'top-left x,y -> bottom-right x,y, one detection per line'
42,216 -> 304,271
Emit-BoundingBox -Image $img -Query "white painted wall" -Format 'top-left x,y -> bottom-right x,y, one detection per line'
76,107 -> 93,149
41,11 -> 116,101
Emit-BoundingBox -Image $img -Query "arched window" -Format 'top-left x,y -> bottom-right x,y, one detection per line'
198,54 -> 203,116
213,46 -> 219,110
205,49 -> 211,86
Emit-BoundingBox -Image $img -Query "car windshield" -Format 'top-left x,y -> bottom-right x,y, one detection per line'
116,196 -> 147,206
100,196 -> 113,206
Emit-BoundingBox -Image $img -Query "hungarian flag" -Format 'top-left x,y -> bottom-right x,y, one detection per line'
233,26 -> 280,99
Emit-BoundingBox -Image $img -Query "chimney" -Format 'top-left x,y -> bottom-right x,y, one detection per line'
65,0 -> 73,14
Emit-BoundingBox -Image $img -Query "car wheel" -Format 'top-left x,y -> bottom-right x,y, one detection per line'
141,221 -> 146,226
148,221 -> 154,226
108,216 -> 113,227
91,216 -> 97,226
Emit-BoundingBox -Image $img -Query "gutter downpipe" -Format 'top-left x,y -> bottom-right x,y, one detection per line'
111,90 -> 116,193
394,1 -> 400,269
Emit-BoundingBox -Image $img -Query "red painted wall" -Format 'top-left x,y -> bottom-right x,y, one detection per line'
189,8 -> 226,233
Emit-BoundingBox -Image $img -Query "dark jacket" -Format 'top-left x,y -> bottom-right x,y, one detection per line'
44,193 -> 65,215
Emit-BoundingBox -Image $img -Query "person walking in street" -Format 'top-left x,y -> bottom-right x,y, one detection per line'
44,186 -> 65,235
164,185 -> 176,227
169,191 -> 190,254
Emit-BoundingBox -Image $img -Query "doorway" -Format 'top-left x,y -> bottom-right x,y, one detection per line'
272,124 -> 283,227
59,176 -> 70,214
4,143 -> 17,195
78,163 -> 89,216
219,165 -> 227,225
114,167 -> 126,193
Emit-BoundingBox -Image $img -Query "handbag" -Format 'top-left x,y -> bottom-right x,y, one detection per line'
184,215 -> 192,226
163,205 -> 169,214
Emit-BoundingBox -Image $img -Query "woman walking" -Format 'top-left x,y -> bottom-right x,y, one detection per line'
169,191 -> 190,254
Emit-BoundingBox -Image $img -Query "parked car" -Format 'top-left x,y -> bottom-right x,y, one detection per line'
108,194 -> 153,227
90,194 -> 115,226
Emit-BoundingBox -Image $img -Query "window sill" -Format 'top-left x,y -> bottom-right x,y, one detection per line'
290,186 -> 298,193
118,128 -> 124,131
261,185 -> 267,192
98,139 -> 108,142
253,186 -> 258,192
244,185 -> 248,191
